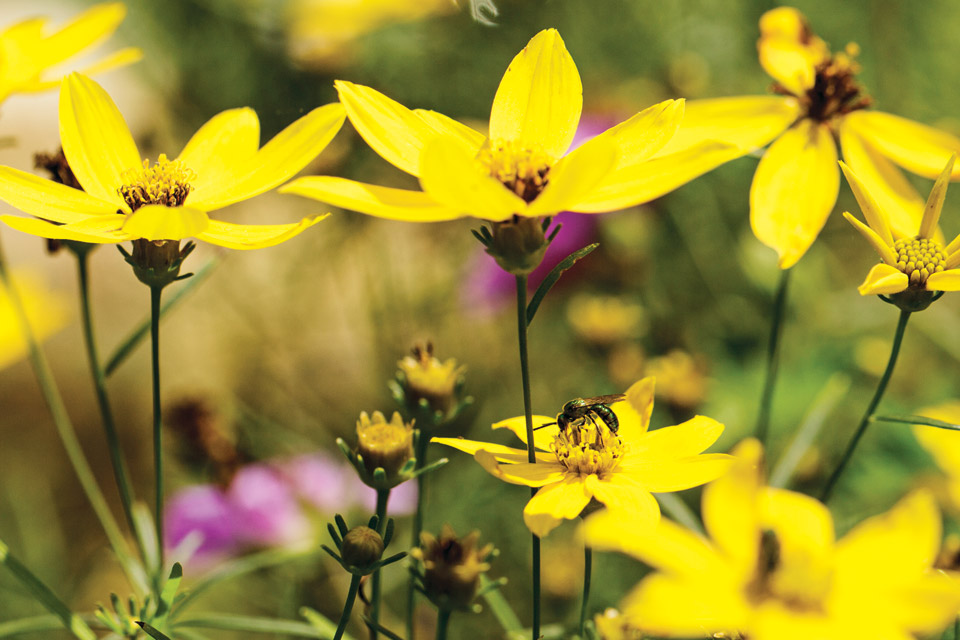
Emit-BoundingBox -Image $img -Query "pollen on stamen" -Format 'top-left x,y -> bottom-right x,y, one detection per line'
551,419 -> 624,476
118,154 -> 196,212
894,237 -> 946,286
477,141 -> 552,203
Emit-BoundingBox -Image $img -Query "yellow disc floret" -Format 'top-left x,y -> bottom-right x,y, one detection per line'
551,418 -> 624,476
893,236 -> 946,286
118,154 -> 195,211
477,141 -> 552,202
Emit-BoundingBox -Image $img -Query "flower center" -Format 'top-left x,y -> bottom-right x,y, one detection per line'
551,417 -> 624,476
746,530 -> 830,615
118,154 -> 195,212
477,141 -> 552,203
894,236 -> 946,286
778,46 -> 871,122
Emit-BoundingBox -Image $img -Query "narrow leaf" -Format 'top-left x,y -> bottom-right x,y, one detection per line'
526,243 -> 599,326
137,621 -> 173,640
872,414 -> 960,431
175,613 -> 334,637
480,574 -> 522,632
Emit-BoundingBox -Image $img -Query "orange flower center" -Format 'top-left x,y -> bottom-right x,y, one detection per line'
894,236 -> 946,286
477,141 -> 552,203
776,46 -> 871,122
118,154 -> 195,211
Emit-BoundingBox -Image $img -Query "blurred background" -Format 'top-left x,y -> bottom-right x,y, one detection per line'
4,0 -> 960,637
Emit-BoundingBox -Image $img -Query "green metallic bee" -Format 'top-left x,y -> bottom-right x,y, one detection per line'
535,394 -> 626,434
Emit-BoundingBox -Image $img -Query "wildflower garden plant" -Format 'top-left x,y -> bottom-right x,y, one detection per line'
4,3 -> 960,640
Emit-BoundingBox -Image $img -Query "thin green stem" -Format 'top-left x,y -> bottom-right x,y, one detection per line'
0,238 -> 139,587
150,284 -> 165,573
579,546 -> 592,637
334,575 -> 362,640
515,274 -> 540,640
76,251 -> 138,540
755,268 -> 790,446
370,488 -> 390,640
407,435 -> 430,640
820,309 -> 911,502
435,609 -> 451,640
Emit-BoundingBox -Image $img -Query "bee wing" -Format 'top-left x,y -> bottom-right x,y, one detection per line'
581,394 -> 626,405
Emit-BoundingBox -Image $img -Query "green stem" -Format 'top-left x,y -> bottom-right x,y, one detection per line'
579,546 -> 592,637
820,309 -> 911,502
370,488 -> 390,640
150,284 -> 165,573
0,238 -> 139,586
755,268 -> 790,446
333,575 -> 362,640
435,609 -> 451,640
407,435 -> 430,640
515,274 -> 540,640
75,251 -> 138,540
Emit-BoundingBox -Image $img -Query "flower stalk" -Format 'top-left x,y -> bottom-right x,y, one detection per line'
370,488 -> 390,640
579,546 -> 592,637
755,268 -> 791,445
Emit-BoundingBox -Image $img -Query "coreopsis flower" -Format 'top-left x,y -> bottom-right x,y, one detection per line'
583,439 -> 960,639
661,7 -> 960,269
842,155 -> 960,310
913,402 -> 960,510
0,74 -> 345,255
392,342 -> 467,418
433,377 -> 731,537
0,269 -> 68,370
410,525 -> 495,611
281,29 -> 740,265
0,3 -> 141,104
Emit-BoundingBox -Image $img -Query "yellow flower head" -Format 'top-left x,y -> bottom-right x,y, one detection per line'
410,525 -> 494,611
281,29 -> 741,224
0,3 -> 141,104
842,155 -> 960,308
433,377 -> 732,537
0,269 -> 69,371
395,342 -> 466,415
914,402 -> 960,511
661,7 -> 960,269
583,439 -> 960,640
0,73 -> 345,250
356,410 -> 414,480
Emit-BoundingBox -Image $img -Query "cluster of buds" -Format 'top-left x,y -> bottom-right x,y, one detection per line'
338,411 -> 447,490
321,514 -> 405,576
409,525 -> 502,613
390,342 -> 471,428
95,564 -> 183,639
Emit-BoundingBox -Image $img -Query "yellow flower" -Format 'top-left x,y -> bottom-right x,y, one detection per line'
433,377 -> 731,537
0,3 -> 141,104
662,7 -> 960,269
914,402 -> 960,510
0,73 -> 345,250
841,155 -> 960,305
0,269 -> 69,371
281,29 -> 740,223
583,439 -> 960,639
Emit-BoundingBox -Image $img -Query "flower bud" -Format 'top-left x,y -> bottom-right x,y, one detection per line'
396,342 -> 465,415
356,411 -> 414,480
340,525 -> 385,571
411,525 -> 493,611
485,216 -> 549,275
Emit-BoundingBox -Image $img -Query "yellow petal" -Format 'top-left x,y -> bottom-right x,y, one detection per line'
38,3 -> 126,68
761,487 -> 835,573
281,176 -> 459,222
491,415 -> 558,452
0,269 -> 70,372
758,39 -> 818,96
656,95 -> 799,156
857,262 -> 909,296
419,137 -> 526,221
841,212 -> 898,267
64,214 -> 125,235
336,81 -> 481,177
914,403 -> 960,481
1,214 -> 125,243
919,155 -> 955,239
474,450 -> 566,487
526,134 -> 617,217
121,205 -> 209,241
845,110 -> 960,179
572,141 -> 744,213
584,474 -> 660,518
626,415 -> 725,460
431,436 -> 552,464
578,99 -> 684,170
190,103 -> 345,211
925,269 -> 960,292
620,454 -> 733,493
0,165 -> 116,223
839,119 -> 925,240
488,29 -> 582,160
177,107 -> 261,205
702,438 -> 763,570
750,119 -> 838,269
196,215 -> 326,250
523,475 -> 591,537
610,377 -> 655,442
622,573 -> 749,636
838,161 -> 893,247
59,73 -> 141,207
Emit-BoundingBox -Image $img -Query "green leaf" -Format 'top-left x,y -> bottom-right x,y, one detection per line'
872,414 -> 960,431
298,607 -> 340,637
138,621 -> 174,640
153,562 -> 183,629
0,615 -> 68,638
526,243 -> 599,326
480,574 -> 522,632
175,613 -> 335,637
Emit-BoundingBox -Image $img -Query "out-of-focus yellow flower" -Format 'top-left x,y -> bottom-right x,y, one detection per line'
842,156 -> 960,308
434,377 -> 731,537
583,439 -> 960,639
0,3 -> 141,104
915,402 -> 960,510
567,294 -> 644,347
593,608 -> 642,640
0,269 -> 68,371
410,525 -> 494,611
0,74 -> 344,249
645,349 -> 708,409
286,0 -> 453,69
661,7 -> 960,269
282,29 -> 740,223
